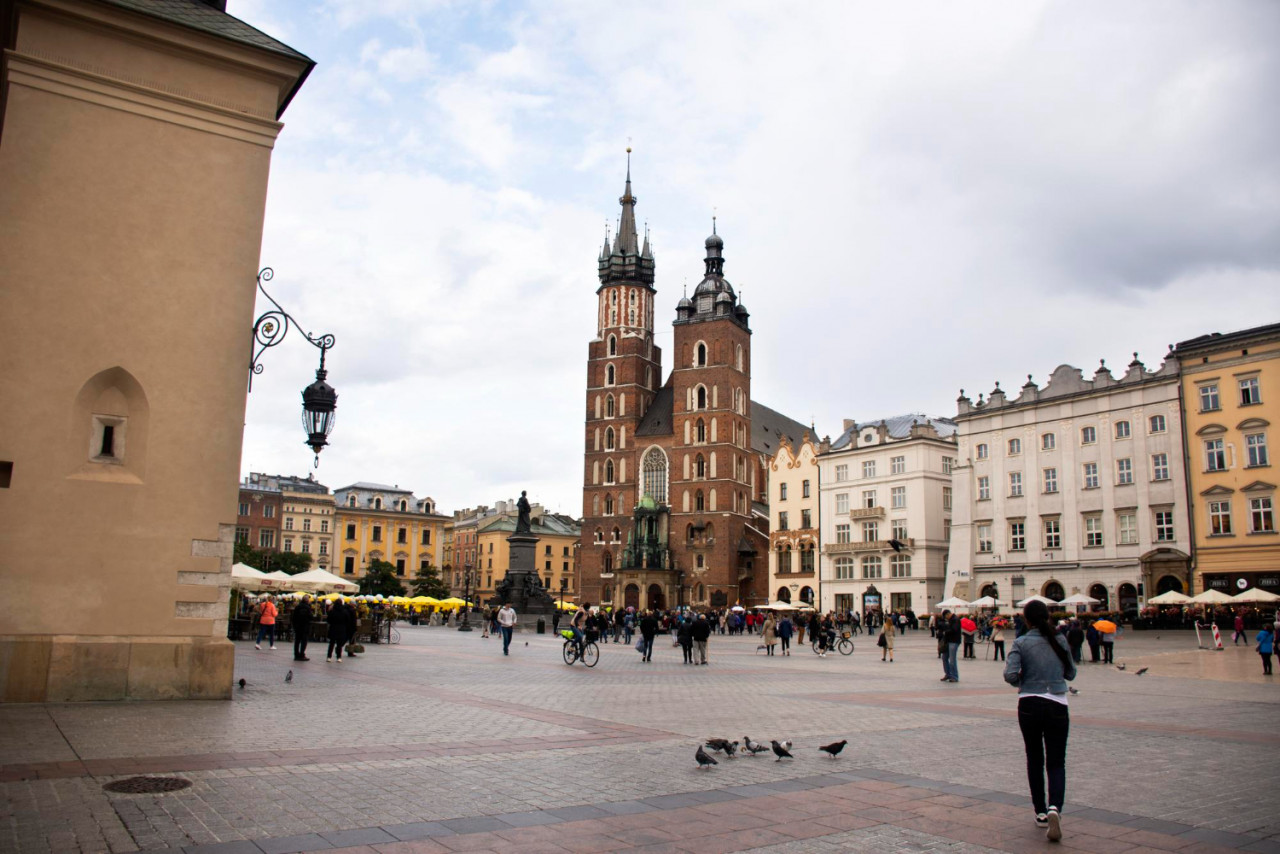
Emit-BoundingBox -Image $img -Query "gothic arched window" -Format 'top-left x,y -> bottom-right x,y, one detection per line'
605,427 -> 615,450
606,364 -> 615,386
608,335 -> 617,356
696,418 -> 706,443
606,394 -> 615,418
696,385 -> 707,409
697,343 -> 707,366
696,454 -> 706,479
605,459 -> 615,483
642,447 -> 669,505
695,490 -> 705,512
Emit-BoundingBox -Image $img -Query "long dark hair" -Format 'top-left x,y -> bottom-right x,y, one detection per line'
1023,600 -> 1072,673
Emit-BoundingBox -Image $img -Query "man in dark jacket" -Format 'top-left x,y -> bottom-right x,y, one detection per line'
1066,621 -> 1085,663
344,601 -> 359,658
639,611 -> 659,662
692,613 -> 712,665
326,600 -> 348,662
291,596 -> 313,661
941,610 -> 961,682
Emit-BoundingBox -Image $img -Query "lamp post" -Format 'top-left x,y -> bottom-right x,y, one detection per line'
248,267 -> 338,467
459,564 -> 474,632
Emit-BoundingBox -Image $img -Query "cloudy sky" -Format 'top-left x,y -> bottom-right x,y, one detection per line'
236,0 -> 1280,517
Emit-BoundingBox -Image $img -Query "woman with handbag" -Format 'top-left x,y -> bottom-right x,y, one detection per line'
879,618 -> 895,663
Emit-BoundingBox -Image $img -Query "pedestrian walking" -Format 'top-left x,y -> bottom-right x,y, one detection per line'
344,600 -> 359,657
880,618 -> 895,663
1233,613 -> 1247,645
1085,622 -> 1100,663
678,618 -> 693,663
255,595 -> 278,650
639,610 -> 658,662
1257,626 -> 1274,675
1005,599 -> 1076,842
991,619 -> 1007,661
778,615 -> 793,656
763,613 -> 778,656
1066,621 -> 1084,664
939,610 -> 961,681
291,596 -> 312,661
796,617 -> 806,646
692,612 -> 711,665
1100,626 -> 1116,664
962,621 -> 976,659
326,599 -> 349,662
497,602 -> 517,655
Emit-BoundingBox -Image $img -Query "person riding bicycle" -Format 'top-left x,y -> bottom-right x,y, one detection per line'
569,602 -> 590,656
823,613 -> 837,653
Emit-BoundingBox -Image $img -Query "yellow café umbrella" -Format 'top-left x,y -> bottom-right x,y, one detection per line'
556,600 -> 579,611
411,596 -> 439,605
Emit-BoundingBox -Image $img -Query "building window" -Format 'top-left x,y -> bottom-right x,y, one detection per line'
344,556 -> 355,574
606,364 -> 615,385
1209,500 -> 1232,535
1116,458 -> 1133,485
301,540 -> 311,554
943,486 -> 952,510
1008,438 -> 1021,456
862,556 -> 882,579
238,502 -> 250,517
890,486 -> 906,509
284,518 -> 294,530
1083,462 -> 1099,489
863,460 -> 877,478
801,509 -> 812,528
1009,521 -> 1026,551
835,557 -> 855,580
862,521 -> 879,542
799,547 -> 814,573
235,527 -> 249,544
779,482 -> 787,501
1251,497 -> 1275,533
1199,384 -> 1219,412
1009,472 -> 1023,497
976,524 -> 992,553
835,464 -> 849,482
942,456 -> 954,474
1240,376 -> 1261,406
1114,420 -> 1131,439
978,476 -> 990,500
695,491 -> 705,512
642,447 -> 669,505
283,537 -> 293,552
1043,519 -> 1061,550
1043,468 -> 1058,494
372,525 -> 382,542
890,554 -> 911,578
1041,433 -> 1056,451
1150,414 -> 1166,433
835,523 -> 851,544
397,527 -> 407,544
891,519 -> 907,540
696,419 -> 706,443
421,530 -> 431,546
303,518 -> 312,532
605,427 -> 615,450
1118,513 -> 1137,545
943,518 -> 951,541
346,523 -> 356,540
260,530 -> 275,549
835,493 -> 849,515
1152,453 -> 1170,481
605,459 -> 615,483
1081,426 -> 1096,445
374,497 -> 383,510
1205,439 -> 1226,472
778,511 -> 789,531
1247,433 -> 1269,467
319,519 -> 327,532
319,542 -> 328,555
802,479 -> 811,498
1154,510 -> 1175,542
976,443 -> 989,460
862,490 -> 877,508
891,455 -> 905,474
347,495 -> 357,508
1085,515 -> 1104,547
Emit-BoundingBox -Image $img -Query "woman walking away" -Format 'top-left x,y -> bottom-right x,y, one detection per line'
326,599 -> 349,662
677,618 -> 694,664
762,613 -> 778,656
1257,624 -> 1274,675
880,617 -> 895,663
1005,599 -> 1076,843
778,616 -> 793,656
991,619 -> 1006,662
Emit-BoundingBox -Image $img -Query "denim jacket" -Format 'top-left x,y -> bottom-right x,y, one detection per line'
1004,630 -> 1077,695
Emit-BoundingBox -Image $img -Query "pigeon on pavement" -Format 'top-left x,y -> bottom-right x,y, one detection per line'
237,678 -> 246,689
818,740 -> 847,758
771,740 -> 793,762
705,738 -> 738,756
285,670 -> 293,683
1134,667 -> 1149,676
695,745 -> 717,770
1116,663 -> 1126,671
743,737 -> 769,755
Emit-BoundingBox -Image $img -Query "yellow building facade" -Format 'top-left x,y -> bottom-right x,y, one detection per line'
0,0 -> 310,701
281,482 -> 336,573
475,512 -> 580,601
334,483 -> 448,583
1175,323 -> 1280,596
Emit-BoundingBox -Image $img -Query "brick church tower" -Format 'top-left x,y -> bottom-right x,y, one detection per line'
579,151 -> 660,605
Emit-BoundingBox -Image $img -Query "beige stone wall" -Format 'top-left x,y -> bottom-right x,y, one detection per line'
0,1 -> 309,701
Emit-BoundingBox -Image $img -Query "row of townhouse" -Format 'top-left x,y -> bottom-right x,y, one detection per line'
765,321 -> 1280,617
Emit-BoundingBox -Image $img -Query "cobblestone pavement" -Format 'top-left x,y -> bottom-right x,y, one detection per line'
1,626 -> 1276,854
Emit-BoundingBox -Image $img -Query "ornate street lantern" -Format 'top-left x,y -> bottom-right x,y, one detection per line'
249,267 -> 338,466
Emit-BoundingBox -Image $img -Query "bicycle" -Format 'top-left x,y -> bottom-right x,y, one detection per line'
560,631 -> 599,667
812,631 -> 854,656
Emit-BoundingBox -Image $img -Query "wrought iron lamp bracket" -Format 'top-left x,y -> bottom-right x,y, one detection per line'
248,267 -> 336,390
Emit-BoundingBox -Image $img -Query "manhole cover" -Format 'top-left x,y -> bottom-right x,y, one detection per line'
102,776 -> 192,794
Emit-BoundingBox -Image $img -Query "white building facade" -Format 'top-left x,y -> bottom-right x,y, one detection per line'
766,436 -> 821,606
944,357 -> 1190,614
817,415 -> 957,617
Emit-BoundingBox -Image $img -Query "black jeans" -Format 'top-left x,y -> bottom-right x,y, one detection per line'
327,632 -> 347,659
781,636 -> 790,654
1101,641 -> 1114,664
992,640 -> 1006,661
681,641 -> 693,663
1262,651 -> 1273,675
1017,696 -> 1069,814
293,631 -> 309,659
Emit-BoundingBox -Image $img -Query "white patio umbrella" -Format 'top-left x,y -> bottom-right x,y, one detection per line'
968,595 -> 1005,608
289,568 -> 359,593
1058,593 -> 1101,606
1231,588 -> 1280,604
230,562 -> 269,591
258,570 -> 297,591
1016,594 -> 1059,607
936,597 -> 970,609
730,605 -> 746,612
1190,589 -> 1236,605
763,602 -> 799,611
1147,590 -> 1193,605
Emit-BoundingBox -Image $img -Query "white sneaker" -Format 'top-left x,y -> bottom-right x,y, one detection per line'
255,644 -> 261,650
269,646 -> 276,650
1046,808 -> 1061,842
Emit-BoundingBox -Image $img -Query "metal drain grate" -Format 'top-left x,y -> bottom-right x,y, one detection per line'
102,776 -> 192,794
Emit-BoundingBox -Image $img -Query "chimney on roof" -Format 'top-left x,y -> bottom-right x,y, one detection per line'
199,0 -> 228,11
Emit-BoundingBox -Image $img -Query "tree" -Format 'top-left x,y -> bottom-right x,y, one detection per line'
233,541 -> 264,569
410,563 -> 449,599
359,559 -> 407,597
272,551 -> 313,575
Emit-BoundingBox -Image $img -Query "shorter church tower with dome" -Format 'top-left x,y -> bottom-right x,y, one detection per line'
579,154 -> 807,612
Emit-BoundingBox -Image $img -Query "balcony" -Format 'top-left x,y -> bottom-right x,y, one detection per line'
849,506 -> 884,520
826,538 -> 913,554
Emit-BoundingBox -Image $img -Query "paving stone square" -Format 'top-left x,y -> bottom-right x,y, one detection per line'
1,626 -> 1276,853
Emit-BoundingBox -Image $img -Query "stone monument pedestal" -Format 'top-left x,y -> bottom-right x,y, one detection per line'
488,532 -> 557,632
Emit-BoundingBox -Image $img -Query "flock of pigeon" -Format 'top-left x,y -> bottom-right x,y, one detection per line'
695,737 -> 848,769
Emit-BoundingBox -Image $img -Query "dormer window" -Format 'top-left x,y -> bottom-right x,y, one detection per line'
374,497 -> 383,510
398,499 -> 407,512
347,495 -> 356,508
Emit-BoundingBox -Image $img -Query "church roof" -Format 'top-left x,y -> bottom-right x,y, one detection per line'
750,401 -> 809,456
635,386 -> 675,436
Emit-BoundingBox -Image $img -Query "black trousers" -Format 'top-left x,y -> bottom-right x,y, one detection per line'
992,640 -> 1006,661
1088,642 -> 1100,662
1261,651 -> 1273,675
328,632 -> 347,659
1101,641 -> 1114,664
293,631 -> 309,659
1018,696 -> 1069,814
